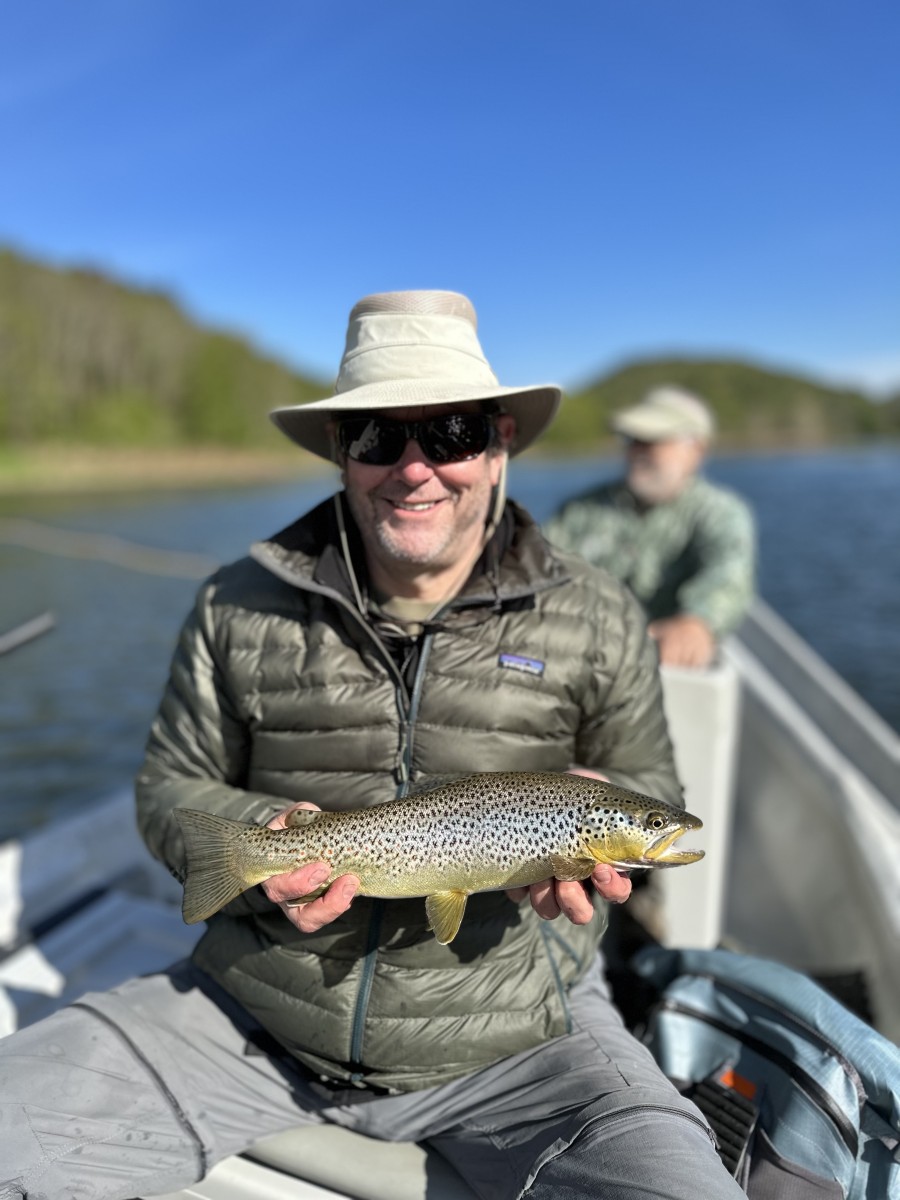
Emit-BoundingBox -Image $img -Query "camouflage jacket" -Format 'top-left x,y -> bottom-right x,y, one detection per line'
544,475 -> 756,638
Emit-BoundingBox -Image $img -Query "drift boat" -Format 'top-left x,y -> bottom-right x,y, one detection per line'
1,597 -> 897,1199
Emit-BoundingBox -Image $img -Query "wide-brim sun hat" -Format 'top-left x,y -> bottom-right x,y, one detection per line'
270,290 -> 562,461
610,385 -> 715,442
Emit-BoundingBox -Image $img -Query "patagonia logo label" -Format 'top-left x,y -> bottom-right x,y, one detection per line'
498,653 -> 545,677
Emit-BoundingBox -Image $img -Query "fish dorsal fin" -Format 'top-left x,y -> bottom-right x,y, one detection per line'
425,890 -> 469,944
406,772 -> 478,798
549,853 -> 596,883
284,807 -> 323,827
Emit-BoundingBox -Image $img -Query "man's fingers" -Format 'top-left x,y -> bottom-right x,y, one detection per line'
591,864 -> 632,904
650,615 -> 715,669
509,867 -> 631,921
566,767 -> 609,782
283,874 -> 360,933
528,878 -> 561,920
267,801 -> 321,832
262,861 -> 332,904
555,880 -> 596,924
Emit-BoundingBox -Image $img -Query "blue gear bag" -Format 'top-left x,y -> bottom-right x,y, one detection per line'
633,946 -> 900,1199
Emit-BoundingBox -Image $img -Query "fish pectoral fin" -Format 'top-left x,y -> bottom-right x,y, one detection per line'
425,890 -> 469,945
548,854 -> 597,883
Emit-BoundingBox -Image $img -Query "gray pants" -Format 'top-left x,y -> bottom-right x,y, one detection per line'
0,956 -> 745,1200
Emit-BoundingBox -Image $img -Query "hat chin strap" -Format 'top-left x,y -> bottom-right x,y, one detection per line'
483,452 -> 508,546
334,493 -> 368,617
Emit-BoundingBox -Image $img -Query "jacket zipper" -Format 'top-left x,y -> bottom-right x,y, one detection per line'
251,549 -> 484,1081
348,630 -> 435,1072
537,923 -> 573,1033
658,997 -> 860,1157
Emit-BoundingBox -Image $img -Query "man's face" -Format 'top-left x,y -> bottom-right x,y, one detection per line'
624,436 -> 705,505
339,405 -> 515,589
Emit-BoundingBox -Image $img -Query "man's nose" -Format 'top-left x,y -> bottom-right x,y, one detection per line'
392,436 -> 435,481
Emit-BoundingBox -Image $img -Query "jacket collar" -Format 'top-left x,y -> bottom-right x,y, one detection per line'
250,492 -> 569,615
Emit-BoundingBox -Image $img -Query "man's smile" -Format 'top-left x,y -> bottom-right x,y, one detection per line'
382,496 -> 448,513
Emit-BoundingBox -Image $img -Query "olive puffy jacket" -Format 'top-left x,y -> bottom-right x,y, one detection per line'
136,497 -> 681,1093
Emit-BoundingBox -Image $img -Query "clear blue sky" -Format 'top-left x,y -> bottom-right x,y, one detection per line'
2,0 -> 898,395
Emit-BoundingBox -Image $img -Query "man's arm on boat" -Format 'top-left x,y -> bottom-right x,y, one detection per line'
675,487 -> 757,641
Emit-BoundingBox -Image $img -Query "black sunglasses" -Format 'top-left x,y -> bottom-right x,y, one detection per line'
337,412 -> 493,466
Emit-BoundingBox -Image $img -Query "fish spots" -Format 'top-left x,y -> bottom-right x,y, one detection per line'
238,771 -> 697,905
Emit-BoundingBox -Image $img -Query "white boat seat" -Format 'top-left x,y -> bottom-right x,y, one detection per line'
657,658 -> 740,948
245,1125 -> 477,1200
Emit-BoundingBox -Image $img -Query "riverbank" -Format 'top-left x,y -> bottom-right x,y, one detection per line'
2,437 -> 896,499
0,444 -> 329,496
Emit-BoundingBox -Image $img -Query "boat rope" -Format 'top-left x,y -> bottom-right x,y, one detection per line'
0,611 -> 56,656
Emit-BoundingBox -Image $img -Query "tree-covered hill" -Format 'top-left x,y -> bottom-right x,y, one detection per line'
0,248 -> 327,446
541,357 -> 899,453
1,246 -> 896,452
879,393 -> 900,437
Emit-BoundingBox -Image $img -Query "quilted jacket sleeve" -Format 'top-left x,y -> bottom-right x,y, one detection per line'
135,578 -> 286,882
574,578 -> 683,808
676,488 -> 756,637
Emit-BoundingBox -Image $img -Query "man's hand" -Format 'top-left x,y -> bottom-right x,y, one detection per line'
262,803 -> 359,933
648,613 -> 716,668
506,767 -> 632,921
507,864 -> 632,924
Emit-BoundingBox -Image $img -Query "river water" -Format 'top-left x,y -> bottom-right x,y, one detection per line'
1,446 -> 898,842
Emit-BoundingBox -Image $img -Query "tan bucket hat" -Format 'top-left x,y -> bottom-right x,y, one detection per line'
270,290 -> 562,460
610,386 -> 715,442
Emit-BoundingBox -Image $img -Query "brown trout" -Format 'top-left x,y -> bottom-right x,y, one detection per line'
175,771 -> 704,944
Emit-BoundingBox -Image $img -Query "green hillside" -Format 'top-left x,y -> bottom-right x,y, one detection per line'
541,358 -> 899,452
879,393 -> 900,435
1,247 -> 896,453
0,248 -> 327,447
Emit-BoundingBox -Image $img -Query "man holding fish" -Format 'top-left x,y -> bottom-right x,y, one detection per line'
0,292 -> 744,1200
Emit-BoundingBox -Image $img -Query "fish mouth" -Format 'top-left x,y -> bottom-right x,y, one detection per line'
644,825 -> 705,865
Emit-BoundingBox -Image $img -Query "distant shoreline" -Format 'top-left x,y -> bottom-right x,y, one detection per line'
0,444 -> 332,497
1,437 -> 895,499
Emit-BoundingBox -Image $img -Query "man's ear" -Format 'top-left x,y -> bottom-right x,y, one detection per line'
326,420 -> 344,467
687,437 -> 707,470
326,421 -> 349,487
494,412 -> 516,450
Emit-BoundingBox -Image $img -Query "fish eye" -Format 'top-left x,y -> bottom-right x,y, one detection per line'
646,812 -> 668,831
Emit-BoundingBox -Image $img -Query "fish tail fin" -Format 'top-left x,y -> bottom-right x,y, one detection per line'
174,808 -> 254,924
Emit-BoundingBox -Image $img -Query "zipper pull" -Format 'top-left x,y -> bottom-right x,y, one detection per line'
394,751 -> 409,787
